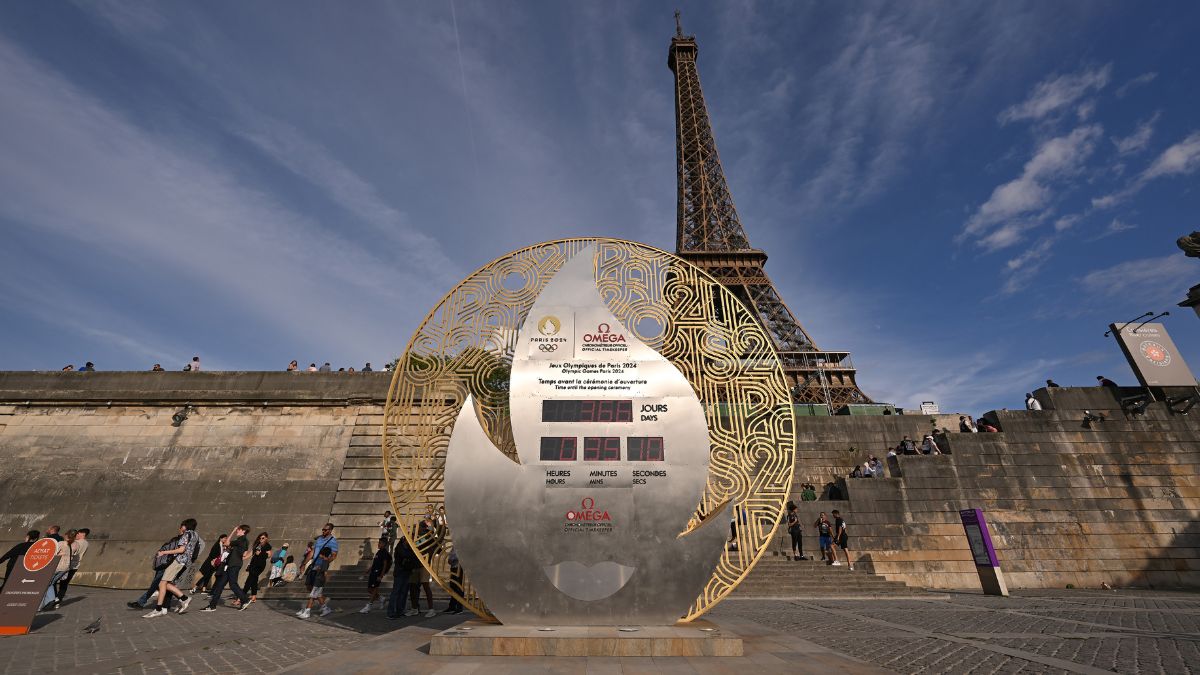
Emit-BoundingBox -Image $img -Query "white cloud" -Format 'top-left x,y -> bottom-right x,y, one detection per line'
0,36 -> 442,359
1111,112 -> 1159,155
1115,71 -> 1158,98
1089,218 -> 1137,241
1076,99 -> 1096,121
1079,254 -> 1194,305
1093,131 -> 1200,209
998,64 -> 1111,125
1143,131 -> 1200,180
1000,237 -> 1055,295
1054,214 -> 1081,231
962,124 -> 1103,244
235,116 -> 453,270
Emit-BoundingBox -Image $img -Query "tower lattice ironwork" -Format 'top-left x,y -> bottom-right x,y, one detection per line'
668,15 -> 872,409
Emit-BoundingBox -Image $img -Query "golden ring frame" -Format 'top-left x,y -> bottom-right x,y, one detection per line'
382,238 -> 795,622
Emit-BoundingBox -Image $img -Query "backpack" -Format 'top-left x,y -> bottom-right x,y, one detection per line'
152,537 -> 179,570
186,533 -> 204,563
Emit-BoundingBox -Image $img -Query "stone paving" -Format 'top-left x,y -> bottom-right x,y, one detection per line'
0,587 -> 1197,673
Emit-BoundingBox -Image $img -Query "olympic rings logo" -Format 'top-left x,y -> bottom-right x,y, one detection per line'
538,344 -> 558,352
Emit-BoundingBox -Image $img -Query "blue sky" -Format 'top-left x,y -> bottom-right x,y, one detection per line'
1,1 -> 1197,415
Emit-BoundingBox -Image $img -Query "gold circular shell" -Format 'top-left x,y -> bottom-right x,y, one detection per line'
382,238 -> 795,622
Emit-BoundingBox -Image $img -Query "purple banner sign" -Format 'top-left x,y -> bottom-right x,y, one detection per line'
959,508 -> 999,568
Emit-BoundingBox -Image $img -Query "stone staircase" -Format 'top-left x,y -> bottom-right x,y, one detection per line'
731,552 -> 932,599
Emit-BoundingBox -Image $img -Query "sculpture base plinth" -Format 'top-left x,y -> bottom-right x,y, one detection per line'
429,620 -> 743,657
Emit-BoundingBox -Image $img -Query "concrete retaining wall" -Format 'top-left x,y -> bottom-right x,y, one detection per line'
0,373 -> 1196,592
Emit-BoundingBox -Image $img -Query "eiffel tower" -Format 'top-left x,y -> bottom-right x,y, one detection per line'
668,14 -> 872,409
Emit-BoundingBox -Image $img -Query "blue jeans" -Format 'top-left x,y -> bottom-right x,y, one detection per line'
136,567 -> 167,606
207,567 -> 248,608
40,571 -> 68,609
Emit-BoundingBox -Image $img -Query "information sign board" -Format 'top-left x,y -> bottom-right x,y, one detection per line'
0,538 -> 60,635
1110,322 -> 1197,387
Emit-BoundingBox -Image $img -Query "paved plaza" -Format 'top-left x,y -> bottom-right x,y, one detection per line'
1,588 -> 1197,674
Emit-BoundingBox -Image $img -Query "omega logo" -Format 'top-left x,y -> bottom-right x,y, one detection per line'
565,496 -> 611,522
583,323 -> 626,344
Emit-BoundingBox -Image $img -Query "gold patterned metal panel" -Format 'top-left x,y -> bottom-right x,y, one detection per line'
382,238 -> 794,622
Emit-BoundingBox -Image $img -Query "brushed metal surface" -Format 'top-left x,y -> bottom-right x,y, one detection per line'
444,245 -> 727,625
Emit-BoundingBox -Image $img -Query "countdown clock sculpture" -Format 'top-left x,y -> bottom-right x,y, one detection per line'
382,238 -> 794,624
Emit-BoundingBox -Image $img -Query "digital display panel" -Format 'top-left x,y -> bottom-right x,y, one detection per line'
542,400 -> 633,423
627,437 -> 664,461
539,437 -> 577,461
583,437 -> 621,461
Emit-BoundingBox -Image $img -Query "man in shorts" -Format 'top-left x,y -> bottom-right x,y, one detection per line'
360,537 -> 392,613
815,512 -> 833,563
143,519 -> 199,617
297,546 -> 333,619
832,509 -> 853,571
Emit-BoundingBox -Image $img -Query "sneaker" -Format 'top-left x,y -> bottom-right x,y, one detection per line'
200,607 -> 217,613
424,609 -> 438,618
176,596 -> 192,614
239,601 -> 252,611
450,608 -> 464,615
320,606 -> 333,617
142,608 -> 168,618
404,608 -> 419,617
848,564 -> 855,571
831,561 -> 842,566
360,603 -> 372,614
298,609 -> 311,619
295,608 -> 308,617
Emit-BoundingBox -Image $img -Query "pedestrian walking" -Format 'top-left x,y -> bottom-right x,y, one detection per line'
0,530 -> 39,592
202,524 -> 251,612
387,533 -> 419,619
832,509 -> 853,571
40,530 -> 73,610
297,547 -> 334,619
127,532 -> 186,610
242,532 -> 272,605
193,534 -> 227,594
143,519 -> 201,618
302,524 -> 339,572
56,527 -> 89,602
360,537 -> 392,613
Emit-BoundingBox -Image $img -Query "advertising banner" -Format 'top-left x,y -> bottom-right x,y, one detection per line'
1110,322 -> 1197,387
0,538 -> 61,635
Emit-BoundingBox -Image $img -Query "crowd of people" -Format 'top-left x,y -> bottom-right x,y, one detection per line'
59,357 -> 393,373
105,511 -> 466,622
60,357 -> 391,372
781,502 -> 853,570
0,525 -> 91,611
